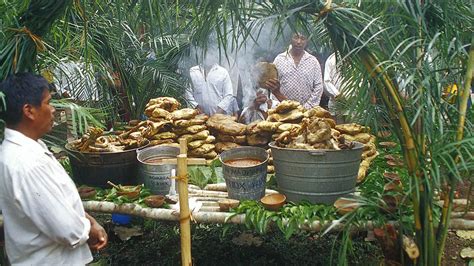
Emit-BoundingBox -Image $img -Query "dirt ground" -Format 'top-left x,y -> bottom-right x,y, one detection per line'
443,231 -> 474,266
86,215 -> 473,266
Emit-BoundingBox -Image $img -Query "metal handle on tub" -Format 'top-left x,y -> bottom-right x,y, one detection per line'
88,154 -> 103,164
309,151 -> 326,156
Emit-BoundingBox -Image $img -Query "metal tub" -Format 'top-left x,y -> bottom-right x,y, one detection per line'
65,143 -> 144,188
219,146 -> 269,200
269,142 -> 363,204
136,146 -> 179,195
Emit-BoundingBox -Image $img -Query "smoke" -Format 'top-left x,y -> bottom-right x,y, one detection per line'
179,19 -> 293,108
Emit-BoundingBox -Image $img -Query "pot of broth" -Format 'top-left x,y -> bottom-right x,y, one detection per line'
136,146 -> 179,195
219,146 -> 269,200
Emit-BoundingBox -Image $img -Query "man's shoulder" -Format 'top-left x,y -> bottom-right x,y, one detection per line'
0,141 -> 46,171
190,65 -> 201,72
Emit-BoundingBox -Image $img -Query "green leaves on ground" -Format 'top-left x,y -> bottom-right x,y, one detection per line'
228,200 -> 339,239
188,158 -> 223,189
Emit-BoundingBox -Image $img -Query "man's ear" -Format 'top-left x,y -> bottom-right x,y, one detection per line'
22,104 -> 36,121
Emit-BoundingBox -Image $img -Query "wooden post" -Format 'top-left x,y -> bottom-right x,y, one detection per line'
177,138 -> 192,265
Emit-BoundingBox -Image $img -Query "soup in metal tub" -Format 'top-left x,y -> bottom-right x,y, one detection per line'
224,158 -> 262,167
144,156 -> 173,164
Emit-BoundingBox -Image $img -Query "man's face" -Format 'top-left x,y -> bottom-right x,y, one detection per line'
291,34 -> 308,52
31,90 -> 56,135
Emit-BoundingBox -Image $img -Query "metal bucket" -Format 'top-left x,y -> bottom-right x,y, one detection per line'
219,146 -> 269,200
136,146 -> 179,195
269,142 -> 363,204
65,143 -> 144,188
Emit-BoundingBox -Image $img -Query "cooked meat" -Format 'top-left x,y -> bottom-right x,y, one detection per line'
188,139 -> 205,150
173,117 -> 207,128
152,131 -> 177,140
185,125 -> 208,134
247,134 -> 270,146
306,118 -> 332,144
257,121 -> 282,132
180,130 -> 210,142
215,142 -> 241,153
268,108 -> 304,123
170,108 -> 198,120
304,106 -> 331,119
146,97 -> 181,112
151,108 -> 171,119
351,133 -> 372,144
150,139 -> 175,146
277,123 -> 301,133
246,120 -> 263,135
207,114 -> 247,136
335,123 -> 369,135
255,62 -> 278,88
274,100 -> 301,114
189,144 -> 215,155
216,134 -> 247,144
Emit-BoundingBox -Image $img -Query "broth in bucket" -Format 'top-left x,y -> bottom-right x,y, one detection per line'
219,147 -> 268,200
224,158 -> 262,167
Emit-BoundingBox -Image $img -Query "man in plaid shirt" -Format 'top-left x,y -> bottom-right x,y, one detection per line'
266,33 -> 324,109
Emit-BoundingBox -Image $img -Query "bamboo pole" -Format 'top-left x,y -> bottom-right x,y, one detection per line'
177,138 -> 192,266
437,37 -> 474,264
3,204 -> 474,231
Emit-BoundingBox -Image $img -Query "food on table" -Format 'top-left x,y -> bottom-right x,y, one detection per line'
256,121 -> 282,132
304,106 -> 332,119
215,134 -> 247,144
145,97 -> 181,112
268,108 -> 304,123
207,114 -> 247,136
273,100 -> 301,114
170,108 -> 198,120
335,123 -> 369,135
215,142 -> 241,153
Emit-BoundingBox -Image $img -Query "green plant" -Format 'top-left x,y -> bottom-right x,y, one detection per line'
188,159 -> 223,189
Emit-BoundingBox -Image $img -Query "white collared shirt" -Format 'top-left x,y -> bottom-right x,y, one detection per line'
273,50 -> 323,109
186,64 -> 235,115
0,128 -> 92,265
324,53 -> 341,115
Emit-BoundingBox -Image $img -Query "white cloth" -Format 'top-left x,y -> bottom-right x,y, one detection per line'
272,51 -> 323,109
324,53 -> 341,115
0,128 -> 92,266
186,64 -> 234,116
54,59 -> 98,101
239,107 -> 265,124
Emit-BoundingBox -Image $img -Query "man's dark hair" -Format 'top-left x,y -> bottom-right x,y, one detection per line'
0,73 -> 49,126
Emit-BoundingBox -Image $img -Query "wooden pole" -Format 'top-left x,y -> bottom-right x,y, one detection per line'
177,138 -> 192,266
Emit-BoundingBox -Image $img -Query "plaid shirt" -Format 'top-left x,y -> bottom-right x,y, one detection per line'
273,50 -> 323,108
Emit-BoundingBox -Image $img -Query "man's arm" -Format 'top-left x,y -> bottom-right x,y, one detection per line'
85,213 -> 107,252
216,70 -> 235,114
186,68 -> 202,111
16,165 -> 91,248
324,54 -> 340,99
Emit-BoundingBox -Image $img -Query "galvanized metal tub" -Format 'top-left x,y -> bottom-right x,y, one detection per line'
219,146 -> 269,200
65,143 -> 146,188
136,146 -> 179,195
269,142 -> 363,204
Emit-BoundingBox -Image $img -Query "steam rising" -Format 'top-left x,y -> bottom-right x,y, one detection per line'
180,20 -> 292,108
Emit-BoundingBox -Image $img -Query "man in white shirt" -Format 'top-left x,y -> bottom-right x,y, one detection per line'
266,33 -> 324,109
186,60 -> 235,116
0,73 -> 107,265
323,53 -> 341,116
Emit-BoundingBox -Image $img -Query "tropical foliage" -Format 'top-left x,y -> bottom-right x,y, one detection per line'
0,0 -> 472,265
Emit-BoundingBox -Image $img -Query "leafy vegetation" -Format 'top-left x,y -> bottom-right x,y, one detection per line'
1,1 -> 472,265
